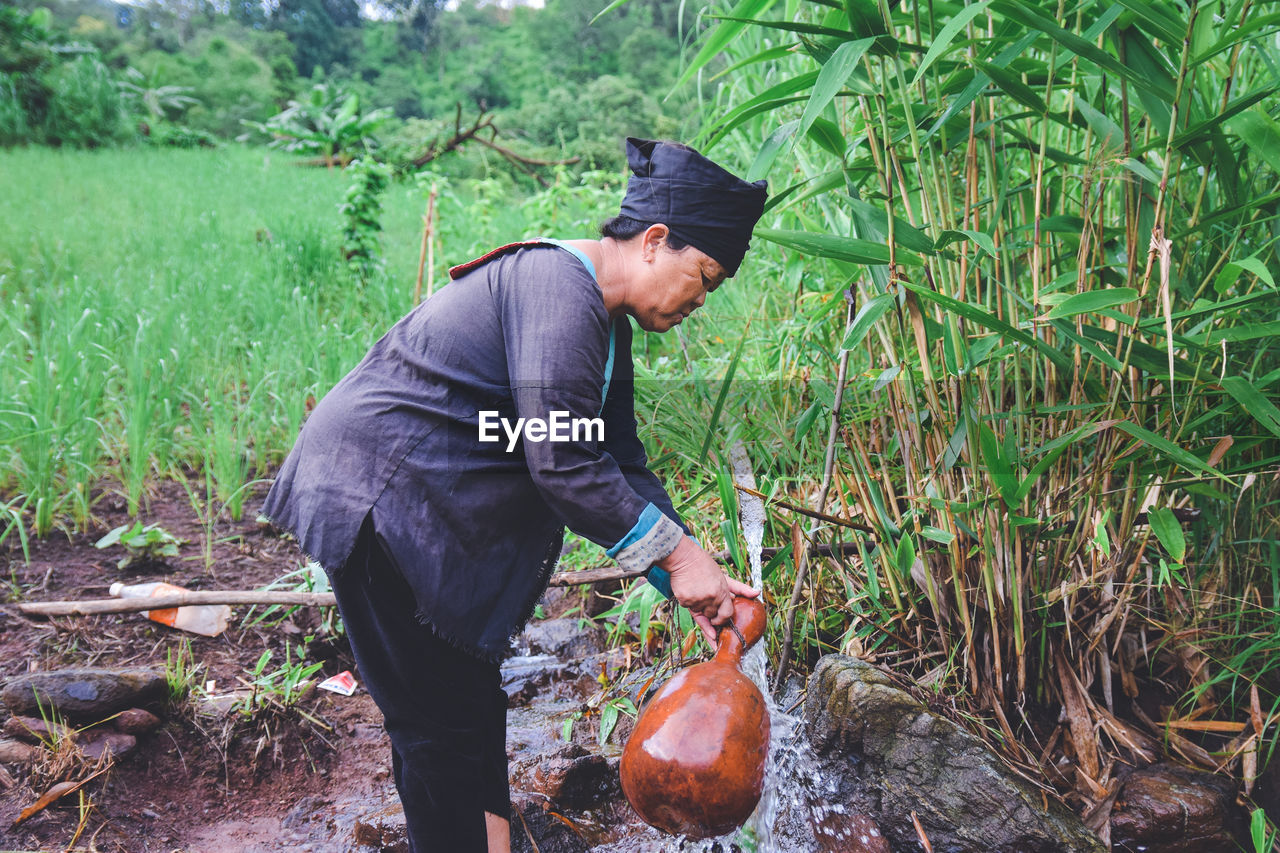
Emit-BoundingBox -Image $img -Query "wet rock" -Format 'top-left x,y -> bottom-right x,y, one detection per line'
804,655 -> 1106,853
113,707 -> 162,735
517,618 -> 607,660
812,807 -> 891,852
511,743 -> 618,810
351,801 -> 409,852
1110,763 -> 1247,852
509,792 -> 590,853
501,654 -> 573,706
78,730 -> 137,761
4,713 -> 74,744
0,738 -> 37,764
1,667 -> 165,718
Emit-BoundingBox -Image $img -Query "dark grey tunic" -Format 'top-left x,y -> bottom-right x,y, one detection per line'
262,243 -> 681,660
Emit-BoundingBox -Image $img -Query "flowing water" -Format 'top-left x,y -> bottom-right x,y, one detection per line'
592,446 -> 838,852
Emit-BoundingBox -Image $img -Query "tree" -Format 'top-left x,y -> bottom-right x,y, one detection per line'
269,0 -> 358,77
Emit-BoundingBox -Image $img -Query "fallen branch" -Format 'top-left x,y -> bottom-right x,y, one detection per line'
18,591 -> 337,617
16,542 -> 872,616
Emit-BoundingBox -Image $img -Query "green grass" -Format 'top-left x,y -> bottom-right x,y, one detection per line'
0,146 -> 578,534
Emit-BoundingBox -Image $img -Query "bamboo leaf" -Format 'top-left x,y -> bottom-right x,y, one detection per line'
672,0 -> 780,93
841,292 -> 897,351
1228,110 -> 1280,174
747,121 -> 799,181
797,37 -> 875,144
1072,93 -> 1124,152
590,0 -> 635,25
708,14 -> 854,40
936,228 -> 996,256
1221,376 -> 1280,439
756,227 -> 920,266
849,199 -> 937,254
711,43 -> 798,81
989,0 -> 1175,101
911,0 -> 991,86
1115,421 -> 1226,480
1042,288 -> 1139,320
806,117 -> 848,158
1147,507 -> 1187,563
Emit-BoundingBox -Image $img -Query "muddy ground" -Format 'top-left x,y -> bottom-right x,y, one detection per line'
0,477 -> 413,852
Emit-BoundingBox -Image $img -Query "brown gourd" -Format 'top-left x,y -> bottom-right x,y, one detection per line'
620,597 -> 769,838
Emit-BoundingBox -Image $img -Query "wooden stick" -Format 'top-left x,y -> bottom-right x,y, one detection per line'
18,591 -> 337,617
13,542 -> 871,617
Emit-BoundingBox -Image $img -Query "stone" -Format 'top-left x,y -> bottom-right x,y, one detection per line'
4,714 -> 74,744
351,801 -> 409,852
0,738 -> 38,764
282,795 -> 328,828
113,707 -> 162,735
509,792 -> 590,853
511,743 -> 617,810
812,808 -> 891,853
1,668 -> 165,718
78,730 -> 137,761
1109,763 -> 1247,852
804,655 -> 1107,853
516,618 -> 607,660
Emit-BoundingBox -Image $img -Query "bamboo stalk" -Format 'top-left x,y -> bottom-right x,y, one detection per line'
413,184 -> 437,304
13,542 -> 874,619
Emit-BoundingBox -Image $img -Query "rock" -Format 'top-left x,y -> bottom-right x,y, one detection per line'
0,738 -> 38,764
511,743 -> 617,810
283,794 -> 328,828
4,714 -> 74,744
501,654 -> 573,706
1109,763 -> 1247,852
509,792 -> 590,853
1,667 -> 165,718
803,655 -> 1106,853
811,807 -> 891,852
78,730 -> 137,761
114,707 -> 162,735
351,801 -> 409,852
517,618 -> 607,660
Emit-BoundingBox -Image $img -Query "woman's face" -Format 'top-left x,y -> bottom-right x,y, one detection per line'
631,236 -> 727,333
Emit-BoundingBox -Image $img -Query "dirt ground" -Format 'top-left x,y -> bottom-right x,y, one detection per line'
0,477 -> 397,852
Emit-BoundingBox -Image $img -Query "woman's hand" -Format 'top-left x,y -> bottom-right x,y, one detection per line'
658,537 -> 760,644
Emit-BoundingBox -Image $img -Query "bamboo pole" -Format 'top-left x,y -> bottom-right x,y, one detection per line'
14,543 -> 872,618
413,184 -> 438,304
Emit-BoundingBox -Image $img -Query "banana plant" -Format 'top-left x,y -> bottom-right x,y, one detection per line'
242,82 -> 392,168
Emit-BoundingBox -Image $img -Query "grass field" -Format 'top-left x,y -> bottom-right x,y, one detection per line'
0,145 -> 796,545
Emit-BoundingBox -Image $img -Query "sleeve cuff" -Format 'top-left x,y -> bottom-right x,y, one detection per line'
606,503 -> 684,575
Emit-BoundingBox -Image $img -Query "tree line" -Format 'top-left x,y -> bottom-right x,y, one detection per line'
1,0 -> 697,170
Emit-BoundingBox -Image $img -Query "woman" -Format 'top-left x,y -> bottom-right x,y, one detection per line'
263,138 -> 768,852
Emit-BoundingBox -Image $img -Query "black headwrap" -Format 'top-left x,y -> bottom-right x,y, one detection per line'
619,137 -> 768,278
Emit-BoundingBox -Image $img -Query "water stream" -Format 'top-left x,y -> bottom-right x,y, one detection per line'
592,446 -> 835,852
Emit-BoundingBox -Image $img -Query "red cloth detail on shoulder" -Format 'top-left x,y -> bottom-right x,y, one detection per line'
448,241 -> 548,280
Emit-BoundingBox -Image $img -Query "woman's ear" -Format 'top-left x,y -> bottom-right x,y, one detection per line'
640,223 -> 671,262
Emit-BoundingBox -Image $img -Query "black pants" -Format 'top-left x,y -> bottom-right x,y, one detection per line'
329,518 -> 509,853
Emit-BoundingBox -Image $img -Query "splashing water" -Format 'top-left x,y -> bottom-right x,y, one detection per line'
595,447 -> 836,853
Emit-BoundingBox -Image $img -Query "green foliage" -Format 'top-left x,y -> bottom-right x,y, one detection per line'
0,7 -> 129,147
243,82 -> 391,165
340,157 -> 392,283
118,67 -> 198,123
164,638 -> 205,705
649,0 -> 1280,801
235,642 -> 324,715
94,521 -> 182,569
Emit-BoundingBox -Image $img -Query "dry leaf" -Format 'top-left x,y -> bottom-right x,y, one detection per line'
13,779 -> 80,826
1055,648 -> 1100,782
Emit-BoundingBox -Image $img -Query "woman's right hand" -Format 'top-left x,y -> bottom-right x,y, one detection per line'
658,537 -> 759,644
